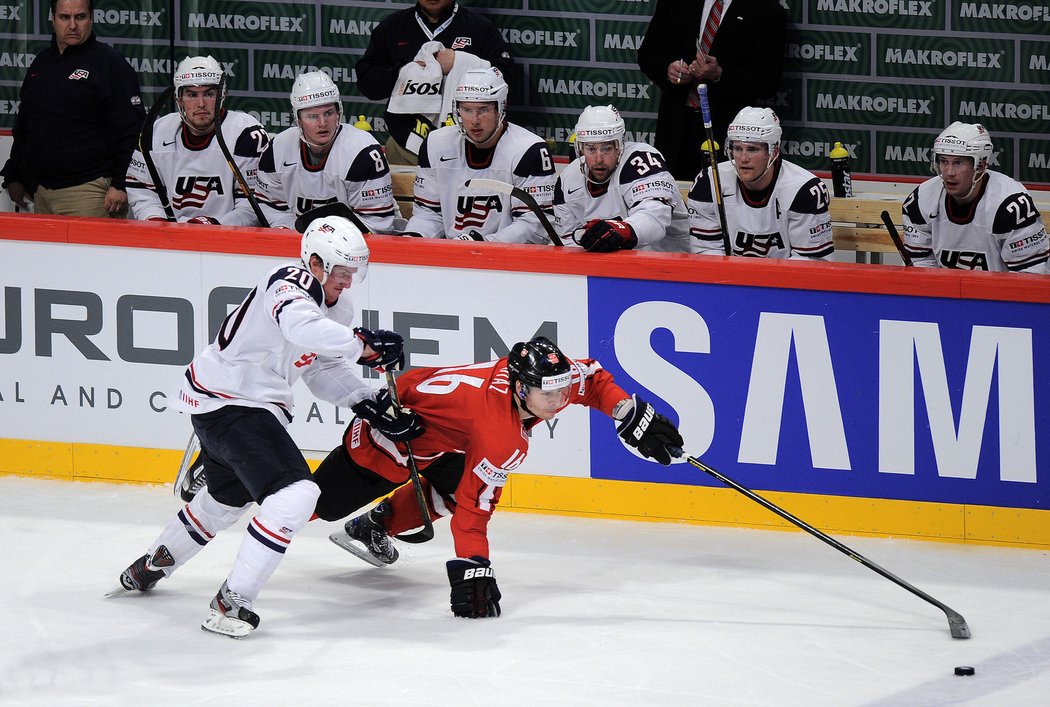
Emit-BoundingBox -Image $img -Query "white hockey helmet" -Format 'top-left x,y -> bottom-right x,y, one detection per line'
932,122 -> 993,170
574,105 -> 626,183
453,67 -> 509,143
174,55 -> 226,123
290,71 -> 342,118
725,106 -> 781,180
301,216 -> 370,285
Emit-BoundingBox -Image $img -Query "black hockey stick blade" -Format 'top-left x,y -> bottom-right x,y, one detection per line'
463,178 -> 564,246
383,369 -> 436,544
668,447 -> 970,639
880,210 -> 914,266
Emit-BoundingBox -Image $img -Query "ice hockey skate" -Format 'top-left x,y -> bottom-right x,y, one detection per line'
201,580 -> 260,639
107,547 -> 172,597
328,500 -> 399,567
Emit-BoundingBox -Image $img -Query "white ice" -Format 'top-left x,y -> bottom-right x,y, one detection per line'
1,475 -> 1048,706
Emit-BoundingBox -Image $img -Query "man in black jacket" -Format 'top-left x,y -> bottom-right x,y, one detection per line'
638,0 -> 787,181
356,0 -> 513,166
1,0 -> 144,217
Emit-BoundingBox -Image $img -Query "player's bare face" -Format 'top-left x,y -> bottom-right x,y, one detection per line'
419,0 -> 455,22
458,102 -> 501,147
319,265 -> 356,304
731,142 -> 774,189
936,155 -> 979,200
581,141 -> 621,182
299,105 -> 340,148
518,384 -> 570,421
179,87 -> 220,135
53,0 -> 92,53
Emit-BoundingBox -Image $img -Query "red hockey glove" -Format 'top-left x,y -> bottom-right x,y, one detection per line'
578,219 -> 638,252
186,215 -> 220,225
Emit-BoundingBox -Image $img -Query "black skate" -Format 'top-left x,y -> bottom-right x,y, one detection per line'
117,546 -> 172,592
201,580 -> 260,639
329,500 -> 399,567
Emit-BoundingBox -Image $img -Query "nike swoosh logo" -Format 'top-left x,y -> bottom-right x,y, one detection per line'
567,187 -> 583,195
162,140 -> 176,146
283,160 -> 297,167
439,156 -> 456,162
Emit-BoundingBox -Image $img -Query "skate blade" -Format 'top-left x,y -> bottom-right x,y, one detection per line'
328,530 -> 387,568
105,586 -> 132,598
201,610 -> 255,639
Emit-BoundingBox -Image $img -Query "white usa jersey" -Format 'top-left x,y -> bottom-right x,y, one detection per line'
902,171 -> 1048,273
687,159 -> 834,259
406,123 -> 557,244
255,124 -> 400,232
171,262 -> 374,424
127,111 -> 270,226
553,142 -> 690,252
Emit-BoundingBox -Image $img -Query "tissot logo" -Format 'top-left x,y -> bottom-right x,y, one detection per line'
959,3 -> 1050,21
959,101 -> 1050,120
187,14 -> 304,32
500,28 -> 578,47
327,19 -> 378,35
263,65 -> 354,83
884,49 -> 1002,68
787,44 -> 859,62
816,0 -> 932,14
93,9 -> 162,26
537,79 -> 650,99
816,94 -> 932,114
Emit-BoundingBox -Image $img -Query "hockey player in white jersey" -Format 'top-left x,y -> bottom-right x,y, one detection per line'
404,66 -> 557,243
901,122 -> 1048,273
254,71 -> 400,232
115,216 -> 421,638
687,107 -> 834,260
553,104 -> 689,252
126,56 -> 270,226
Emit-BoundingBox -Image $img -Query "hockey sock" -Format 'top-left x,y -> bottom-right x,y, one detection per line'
145,490 -> 251,575
225,479 -> 320,603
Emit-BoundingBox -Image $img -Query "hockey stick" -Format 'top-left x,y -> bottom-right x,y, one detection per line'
670,448 -> 971,639
139,86 -> 177,221
213,76 -> 271,228
172,431 -> 202,499
880,210 -> 914,266
697,84 -> 732,256
463,178 -> 564,246
383,368 -> 435,543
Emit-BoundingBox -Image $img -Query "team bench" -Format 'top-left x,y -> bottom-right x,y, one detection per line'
388,168 -> 1050,262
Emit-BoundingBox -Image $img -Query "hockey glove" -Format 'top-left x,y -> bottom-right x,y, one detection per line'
351,389 -> 424,443
615,394 -> 684,465
186,215 -> 221,225
446,556 -> 502,618
354,327 -> 405,370
578,219 -> 638,252
452,230 -> 485,242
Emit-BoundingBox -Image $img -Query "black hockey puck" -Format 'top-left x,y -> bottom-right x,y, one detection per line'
954,666 -> 975,676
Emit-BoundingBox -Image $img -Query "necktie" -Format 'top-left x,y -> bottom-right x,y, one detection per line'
686,0 -> 725,109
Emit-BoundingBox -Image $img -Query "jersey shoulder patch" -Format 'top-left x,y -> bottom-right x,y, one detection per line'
992,192 -> 1040,234
618,148 -> 669,184
903,186 -> 925,224
553,177 -> 566,206
258,143 -> 276,173
345,142 -> 391,182
416,135 -> 433,169
514,141 -> 555,178
687,169 -> 713,203
233,123 -> 269,158
789,177 -> 830,215
267,265 -> 323,306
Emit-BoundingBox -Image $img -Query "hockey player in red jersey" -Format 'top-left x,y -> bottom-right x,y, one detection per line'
313,336 -> 683,619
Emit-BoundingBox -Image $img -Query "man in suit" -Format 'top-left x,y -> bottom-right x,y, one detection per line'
637,0 -> 787,180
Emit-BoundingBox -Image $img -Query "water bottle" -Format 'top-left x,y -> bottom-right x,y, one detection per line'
830,141 -> 853,198
354,115 -> 372,132
701,138 -> 720,168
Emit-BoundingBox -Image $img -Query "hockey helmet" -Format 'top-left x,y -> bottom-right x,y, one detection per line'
173,55 -> 226,124
725,106 -> 781,180
506,336 -> 572,392
574,105 -> 626,183
932,122 -> 993,170
453,67 -> 508,143
290,71 -> 342,118
301,216 -> 370,284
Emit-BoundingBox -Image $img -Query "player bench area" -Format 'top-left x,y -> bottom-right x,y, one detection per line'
389,169 -> 1050,263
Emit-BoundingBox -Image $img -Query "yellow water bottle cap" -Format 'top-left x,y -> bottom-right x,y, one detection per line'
354,115 -> 372,131
444,114 -> 455,127
830,141 -> 849,159
701,139 -> 720,152
568,131 -> 577,144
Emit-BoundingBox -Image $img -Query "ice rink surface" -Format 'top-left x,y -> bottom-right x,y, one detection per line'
1,475 -> 1048,706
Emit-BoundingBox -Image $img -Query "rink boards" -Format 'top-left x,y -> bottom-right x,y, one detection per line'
1,215 -> 1049,548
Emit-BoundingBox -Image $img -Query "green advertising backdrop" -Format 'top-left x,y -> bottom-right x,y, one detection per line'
2,0 -> 1047,183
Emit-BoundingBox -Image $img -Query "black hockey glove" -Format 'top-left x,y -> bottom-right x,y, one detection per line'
615,394 -> 684,465
354,327 -> 405,370
446,556 -> 502,618
578,218 -> 638,252
351,389 -> 424,443
452,229 -> 485,241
